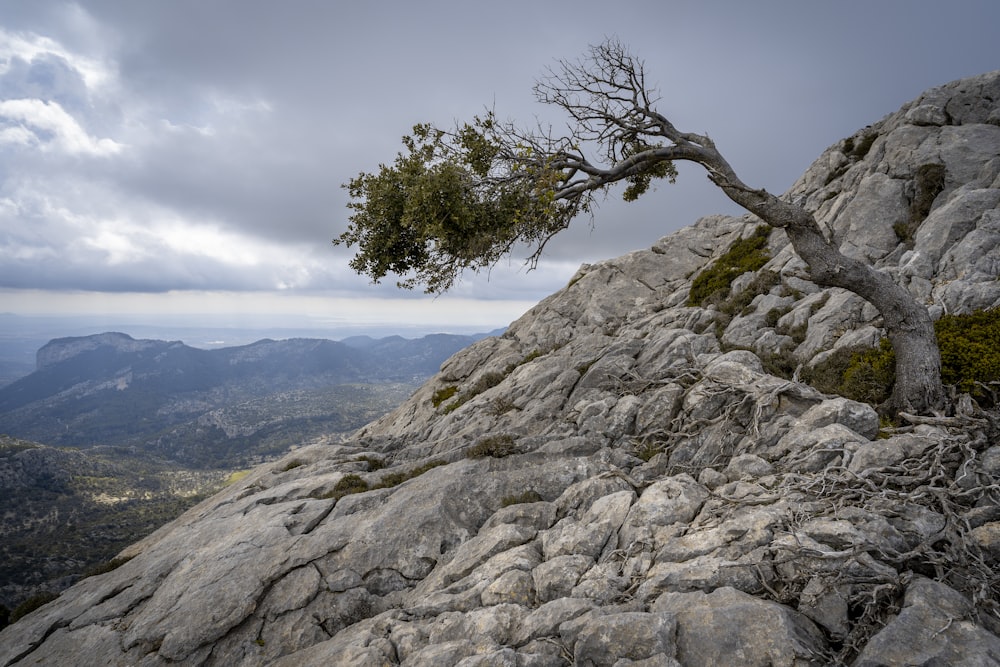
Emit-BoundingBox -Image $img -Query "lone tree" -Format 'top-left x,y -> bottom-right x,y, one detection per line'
336,39 -> 945,415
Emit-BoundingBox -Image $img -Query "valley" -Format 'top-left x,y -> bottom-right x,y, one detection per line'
0,329 -> 486,618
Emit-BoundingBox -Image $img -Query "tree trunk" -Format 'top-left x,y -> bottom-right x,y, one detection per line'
714,179 -> 946,415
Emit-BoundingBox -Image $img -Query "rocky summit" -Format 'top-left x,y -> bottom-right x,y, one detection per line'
3,72 -> 1000,666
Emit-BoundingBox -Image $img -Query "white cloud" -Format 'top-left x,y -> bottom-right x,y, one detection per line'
0,27 -> 114,90
0,98 -> 123,155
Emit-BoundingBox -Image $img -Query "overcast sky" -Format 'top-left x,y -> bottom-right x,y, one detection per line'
1,1 -> 998,335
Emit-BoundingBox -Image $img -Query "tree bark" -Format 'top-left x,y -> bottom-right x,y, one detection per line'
698,148 -> 946,415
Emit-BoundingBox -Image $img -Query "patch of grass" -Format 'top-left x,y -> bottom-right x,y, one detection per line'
688,226 -> 772,307
224,470 -> 252,486
278,458 -> 305,472
441,369 -> 510,414
81,555 -> 135,580
897,163 -> 946,245
431,385 -> 459,408
500,490 -> 544,507
318,474 -> 369,500
487,397 -> 519,416
9,591 -> 58,624
355,455 -> 385,471
466,435 -> 518,459
374,460 -> 447,488
635,440 -> 663,462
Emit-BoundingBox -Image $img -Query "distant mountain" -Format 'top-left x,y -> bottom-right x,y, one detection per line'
0,331 -> 484,466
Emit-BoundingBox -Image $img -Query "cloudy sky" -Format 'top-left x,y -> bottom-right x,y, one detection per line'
1,1 -> 998,335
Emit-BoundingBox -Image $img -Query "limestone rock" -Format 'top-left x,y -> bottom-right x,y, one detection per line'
3,70 -> 1000,667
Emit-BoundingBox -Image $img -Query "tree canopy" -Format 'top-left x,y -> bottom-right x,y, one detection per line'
336,38 -> 945,415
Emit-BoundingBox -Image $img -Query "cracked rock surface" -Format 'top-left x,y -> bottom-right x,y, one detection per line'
3,72 -> 1000,667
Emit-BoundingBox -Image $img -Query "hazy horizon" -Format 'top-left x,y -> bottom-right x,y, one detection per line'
3,1 -> 1000,330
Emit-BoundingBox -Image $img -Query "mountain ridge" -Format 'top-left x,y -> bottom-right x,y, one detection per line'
0,331 -> 484,466
2,71 -> 999,665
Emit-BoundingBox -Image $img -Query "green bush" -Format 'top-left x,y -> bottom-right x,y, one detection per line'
9,591 -> 58,624
466,435 -> 518,459
688,226 -> 772,307
801,306 -> 1000,407
374,460 -> 446,488
500,490 -> 544,507
355,455 -> 385,471
82,555 -> 134,580
431,385 -> 459,407
840,339 -> 897,406
278,458 -> 305,472
936,307 -> 1000,395
324,474 -> 369,499
897,163 -> 946,244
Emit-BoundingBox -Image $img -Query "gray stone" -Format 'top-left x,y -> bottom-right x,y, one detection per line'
532,554 -> 595,603
4,70 -> 1000,667
855,577 -> 1000,667
652,587 -> 826,666
570,612 -> 678,667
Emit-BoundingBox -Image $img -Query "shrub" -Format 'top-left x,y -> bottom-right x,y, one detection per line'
82,555 -> 134,580
936,306 -> 1000,396
800,340 -> 895,406
278,458 -> 305,472
897,163 -> 946,244
9,591 -> 58,624
466,435 -> 518,459
800,306 -> 1000,407
839,339 -> 896,406
440,370 -> 509,413
688,226 -> 772,307
325,474 -> 369,499
355,455 -> 385,471
431,385 -> 458,407
374,460 -> 446,488
500,490 -> 544,507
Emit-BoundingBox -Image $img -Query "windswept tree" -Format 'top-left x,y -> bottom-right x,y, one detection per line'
336,39 -> 945,415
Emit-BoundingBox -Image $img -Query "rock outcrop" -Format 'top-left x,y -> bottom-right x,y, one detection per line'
2,72 -> 999,666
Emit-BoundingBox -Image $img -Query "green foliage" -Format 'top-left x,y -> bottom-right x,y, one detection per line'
279,458 -> 305,472
688,227 -> 772,307
500,490 -> 544,507
840,339 -> 897,406
328,474 -> 369,499
936,307 -> 1000,395
466,435 -> 518,459
844,129 -> 878,161
800,340 -> 895,406
621,138 -> 678,201
9,591 -> 57,624
431,385 -> 459,407
374,460 -> 447,489
441,370 -> 507,413
313,459 -> 446,501
801,306 -> 1000,407
336,115 -> 573,293
82,556 -> 134,580
355,455 -> 385,471
897,164 -> 946,244
634,440 -> 663,462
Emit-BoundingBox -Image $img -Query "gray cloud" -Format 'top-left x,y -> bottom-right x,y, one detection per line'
1,0 -> 999,320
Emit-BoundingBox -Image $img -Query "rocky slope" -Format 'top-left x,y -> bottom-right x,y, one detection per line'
1,72 -> 999,666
